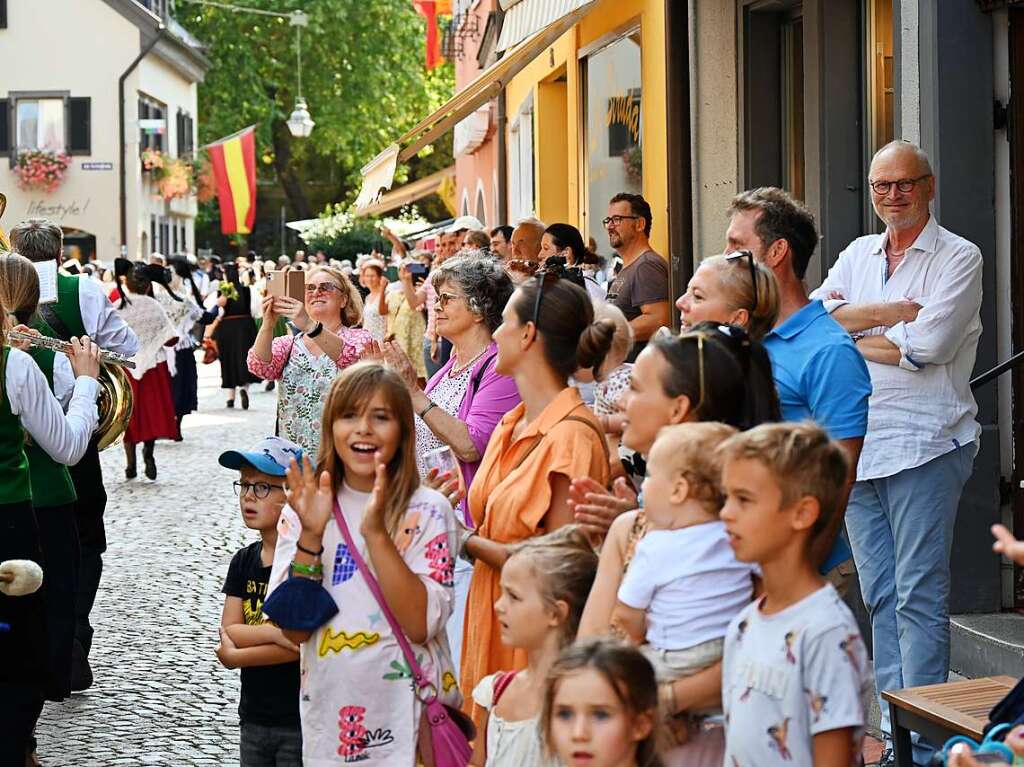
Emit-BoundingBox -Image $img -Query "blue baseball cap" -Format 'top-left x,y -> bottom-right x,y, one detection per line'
218,436 -> 304,477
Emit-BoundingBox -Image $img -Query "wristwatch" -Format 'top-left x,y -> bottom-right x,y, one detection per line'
307,321 -> 324,338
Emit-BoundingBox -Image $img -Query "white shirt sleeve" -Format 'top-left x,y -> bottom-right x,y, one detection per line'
52,354 -> 76,410
884,243 -> 984,368
77,277 -> 140,356
617,537 -> 657,609
6,348 -> 99,465
809,244 -> 855,313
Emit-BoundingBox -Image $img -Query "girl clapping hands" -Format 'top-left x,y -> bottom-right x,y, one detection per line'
264,362 -> 462,766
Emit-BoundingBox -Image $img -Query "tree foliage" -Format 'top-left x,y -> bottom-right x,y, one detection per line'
178,0 -> 453,225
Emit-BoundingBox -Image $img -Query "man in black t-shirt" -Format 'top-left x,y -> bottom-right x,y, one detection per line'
217,437 -> 304,766
603,193 -> 671,362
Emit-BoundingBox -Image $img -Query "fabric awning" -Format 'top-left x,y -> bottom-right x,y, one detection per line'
354,0 -> 594,210
496,0 -> 593,53
354,166 -> 455,218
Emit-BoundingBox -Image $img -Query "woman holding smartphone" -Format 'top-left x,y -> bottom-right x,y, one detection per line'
385,258 -> 429,384
247,266 -> 371,456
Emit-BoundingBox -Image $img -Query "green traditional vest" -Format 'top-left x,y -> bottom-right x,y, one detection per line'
0,348 -> 33,504
24,326 -> 77,508
50,273 -> 86,338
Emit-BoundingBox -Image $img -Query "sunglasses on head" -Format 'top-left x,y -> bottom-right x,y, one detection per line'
531,270 -> 560,329
725,250 -> 759,310
653,326 -> 706,418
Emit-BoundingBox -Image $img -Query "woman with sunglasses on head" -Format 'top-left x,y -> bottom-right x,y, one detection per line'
248,266 -> 372,457
575,322 -> 780,766
677,252 -> 780,340
458,270 -> 615,729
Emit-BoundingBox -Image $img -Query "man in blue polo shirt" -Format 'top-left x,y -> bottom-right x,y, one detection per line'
725,187 -> 872,573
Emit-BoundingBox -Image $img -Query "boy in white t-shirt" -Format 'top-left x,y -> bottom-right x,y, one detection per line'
613,422 -> 758,743
720,421 -> 870,767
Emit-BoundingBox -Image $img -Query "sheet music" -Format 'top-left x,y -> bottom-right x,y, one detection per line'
35,260 -> 58,305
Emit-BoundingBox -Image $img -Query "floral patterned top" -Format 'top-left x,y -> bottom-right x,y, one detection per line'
267,483 -> 462,767
246,327 -> 372,456
386,291 -> 427,380
413,360 -> 475,477
593,363 -> 632,416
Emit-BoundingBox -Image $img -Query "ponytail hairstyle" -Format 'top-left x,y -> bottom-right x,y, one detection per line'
514,274 -> 615,382
591,301 -> 633,379
169,256 -> 203,304
507,525 -> 598,646
649,323 -> 780,430
545,223 -> 600,267
316,362 -> 419,539
697,254 -> 780,340
542,638 -> 663,767
114,257 -> 134,308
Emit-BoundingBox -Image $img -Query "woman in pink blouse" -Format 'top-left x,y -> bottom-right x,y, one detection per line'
376,255 -> 520,671
247,266 -> 371,457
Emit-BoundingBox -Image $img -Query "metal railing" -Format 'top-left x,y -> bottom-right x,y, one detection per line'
970,350 -> 1024,389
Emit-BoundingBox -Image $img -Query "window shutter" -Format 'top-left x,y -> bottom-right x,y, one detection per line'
0,99 -> 9,153
69,97 -> 91,155
0,1 -> 8,29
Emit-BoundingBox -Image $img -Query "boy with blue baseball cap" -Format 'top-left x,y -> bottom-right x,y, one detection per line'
216,436 -> 304,766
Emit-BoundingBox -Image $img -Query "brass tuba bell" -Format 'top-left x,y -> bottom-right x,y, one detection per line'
95,362 -> 133,450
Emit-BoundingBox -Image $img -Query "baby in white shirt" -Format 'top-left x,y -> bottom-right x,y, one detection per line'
613,422 -> 758,732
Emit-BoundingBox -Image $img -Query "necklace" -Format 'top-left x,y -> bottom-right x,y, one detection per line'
449,344 -> 489,377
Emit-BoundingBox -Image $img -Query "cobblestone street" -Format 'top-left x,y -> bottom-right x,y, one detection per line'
36,360 -> 276,766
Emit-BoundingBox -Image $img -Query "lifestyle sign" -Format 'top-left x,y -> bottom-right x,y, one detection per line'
24,199 -> 92,221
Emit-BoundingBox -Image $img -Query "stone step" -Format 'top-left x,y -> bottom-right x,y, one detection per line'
951,612 -> 1024,680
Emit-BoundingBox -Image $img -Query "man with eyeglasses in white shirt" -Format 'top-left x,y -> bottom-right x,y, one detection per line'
810,140 -> 983,766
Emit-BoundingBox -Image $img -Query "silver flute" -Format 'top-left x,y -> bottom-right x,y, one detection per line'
6,330 -> 136,369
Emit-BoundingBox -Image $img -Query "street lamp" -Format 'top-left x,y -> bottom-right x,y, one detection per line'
178,2 -> 314,137
286,10 -> 315,138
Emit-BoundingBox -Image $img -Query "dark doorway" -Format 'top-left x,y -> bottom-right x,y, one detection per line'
61,227 -> 96,264
1008,7 -> 1024,606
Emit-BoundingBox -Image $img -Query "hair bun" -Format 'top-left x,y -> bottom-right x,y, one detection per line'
576,317 -> 616,372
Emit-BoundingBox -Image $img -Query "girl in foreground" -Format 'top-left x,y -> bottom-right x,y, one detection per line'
264,362 -> 461,766
542,638 -> 662,767
469,526 -> 597,766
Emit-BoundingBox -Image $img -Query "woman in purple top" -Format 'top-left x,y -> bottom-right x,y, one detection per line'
375,255 -> 519,670
380,255 -> 519,504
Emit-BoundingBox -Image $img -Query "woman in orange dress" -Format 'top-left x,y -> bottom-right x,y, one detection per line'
459,270 -> 614,726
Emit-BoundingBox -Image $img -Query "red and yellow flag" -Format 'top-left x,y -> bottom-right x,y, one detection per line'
413,1 -> 451,70
207,126 -> 257,235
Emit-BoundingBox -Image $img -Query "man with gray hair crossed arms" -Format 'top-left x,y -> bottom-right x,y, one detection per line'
810,140 -> 983,766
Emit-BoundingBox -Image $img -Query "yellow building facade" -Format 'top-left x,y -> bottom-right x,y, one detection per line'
503,0 -> 669,258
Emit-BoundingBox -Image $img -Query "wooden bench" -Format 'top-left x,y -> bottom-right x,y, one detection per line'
881,675 -> 1017,765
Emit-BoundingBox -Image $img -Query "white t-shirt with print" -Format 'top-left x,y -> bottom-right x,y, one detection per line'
267,482 -> 461,766
722,583 -> 869,767
617,521 -> 756,650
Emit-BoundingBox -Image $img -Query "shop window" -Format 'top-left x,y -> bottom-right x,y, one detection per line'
16,97 -> 65,152
583,29 -> 642,250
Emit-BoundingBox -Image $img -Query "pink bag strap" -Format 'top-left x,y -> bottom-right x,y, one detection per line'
332,499 -> 434,696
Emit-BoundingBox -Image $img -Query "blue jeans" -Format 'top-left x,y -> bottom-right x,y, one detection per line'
239,721 -> 302,767
846,443 -> 975,762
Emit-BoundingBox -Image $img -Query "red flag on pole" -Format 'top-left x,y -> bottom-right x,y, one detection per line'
206,126 -> 257,235
413,1 -> 451,70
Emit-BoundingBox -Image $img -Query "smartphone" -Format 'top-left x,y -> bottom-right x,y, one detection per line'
267,270 -> 305,300
265,270 -> 286,297
407,263 -> 428,285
